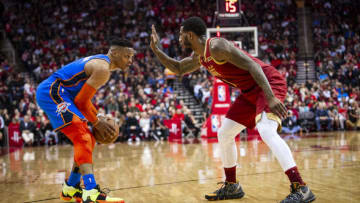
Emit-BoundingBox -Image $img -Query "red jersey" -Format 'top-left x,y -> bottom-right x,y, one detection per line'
199,38 -> 285,92
172,113 -> 184,121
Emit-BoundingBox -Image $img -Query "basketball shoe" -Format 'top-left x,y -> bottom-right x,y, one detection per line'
82,185 -> 125,203
280,182 -> 316,203
205,182 -> 245,201
60,181 -> 83,202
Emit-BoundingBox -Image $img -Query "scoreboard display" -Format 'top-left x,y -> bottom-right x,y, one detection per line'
217,0 -> 241,19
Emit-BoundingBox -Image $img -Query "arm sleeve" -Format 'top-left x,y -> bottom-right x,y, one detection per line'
74,83 -> 98,124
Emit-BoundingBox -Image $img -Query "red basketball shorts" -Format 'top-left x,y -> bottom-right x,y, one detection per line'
226,79 -> 287,131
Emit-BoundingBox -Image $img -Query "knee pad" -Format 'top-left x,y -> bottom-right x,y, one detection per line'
256,114 -> 278,142
217,127 -> 232,145
217,118 -> 246,145
257,120 -> 277,134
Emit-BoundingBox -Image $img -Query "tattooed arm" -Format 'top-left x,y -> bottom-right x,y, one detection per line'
209,38 -> 287,119
150,25 -> 200,76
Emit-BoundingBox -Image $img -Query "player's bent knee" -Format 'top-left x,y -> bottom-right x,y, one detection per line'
218,120 -> 246,145
257,122 -> 275,134
75,149 -> 93,165
217,127 -> 236,145
257,116 -> 280,144
257,114 -> 278,133
64,121 -> 95,165
217,127 -> 228,143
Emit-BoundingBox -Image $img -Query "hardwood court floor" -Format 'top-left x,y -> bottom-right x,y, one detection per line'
0,131 -> 359,203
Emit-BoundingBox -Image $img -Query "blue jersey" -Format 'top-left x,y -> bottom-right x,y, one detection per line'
36,54 -> 110,131
51,54 -> 110,99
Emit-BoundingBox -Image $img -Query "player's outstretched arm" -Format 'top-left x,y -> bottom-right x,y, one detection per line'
150,25 -> 200,76
209,38 -> 287,119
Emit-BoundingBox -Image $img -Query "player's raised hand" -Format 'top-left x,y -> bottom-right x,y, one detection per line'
150,24 -> 160,51
268,96 -> 287,119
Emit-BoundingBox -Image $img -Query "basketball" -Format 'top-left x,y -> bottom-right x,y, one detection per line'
93,117 -> 119,144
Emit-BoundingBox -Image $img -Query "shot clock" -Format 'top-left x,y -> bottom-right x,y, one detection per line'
217,0 -> 241,19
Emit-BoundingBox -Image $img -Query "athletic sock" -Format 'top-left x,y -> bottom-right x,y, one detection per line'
67,171 -> 81,187
224,166 -> 236,183
285,166 -> 305,185
83,174 -> 97,190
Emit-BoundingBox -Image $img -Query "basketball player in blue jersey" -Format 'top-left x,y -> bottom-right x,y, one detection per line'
36,38 -> 134,203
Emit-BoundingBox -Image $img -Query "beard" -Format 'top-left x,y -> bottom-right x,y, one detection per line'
183,36 -> 194,54
183,37 -> 192,49
184,47 -> 193,55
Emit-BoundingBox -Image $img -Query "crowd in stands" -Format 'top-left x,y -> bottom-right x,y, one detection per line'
0,0 -> 359,147
243,0 -> 299,86
278,0 -> 360,135
183,0 -> 360,135
1,0 -> 213,146
284,0 -> 360,133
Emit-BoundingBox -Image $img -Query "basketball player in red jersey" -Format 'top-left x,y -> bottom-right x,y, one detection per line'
150,17 -> 315,203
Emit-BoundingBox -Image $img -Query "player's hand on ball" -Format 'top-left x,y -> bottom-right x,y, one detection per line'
150,24 -> 159,51
268,96 -> 287,119
93,116 -> 119,144
94,116 -> 115,136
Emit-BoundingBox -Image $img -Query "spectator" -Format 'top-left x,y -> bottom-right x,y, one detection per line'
154,102 -> 169,115
8,117 -> 21,145
42,119 -> 58,145
149,117 -> 169,141
139,112 -> 151,140
315,103 -> 333,131
20,115 -> 35,146
106,97 -> 119,115
346,102 -> 360,130
282,111 -> 302,135
32,116 -> 44,146
172,108 -> 185,121
0,109 -> 10,127
194,81 -> 203,100
0,111 -> 4,147
183,109 -> 200,138
328,106 -> 345,130
125,112 -> 141,142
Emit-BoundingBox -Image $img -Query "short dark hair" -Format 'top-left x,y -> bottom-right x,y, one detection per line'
181,16 -> 207,37
110,37 -> 133,48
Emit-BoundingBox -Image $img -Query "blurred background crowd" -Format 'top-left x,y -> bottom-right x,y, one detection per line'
0,0 -> 359,147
